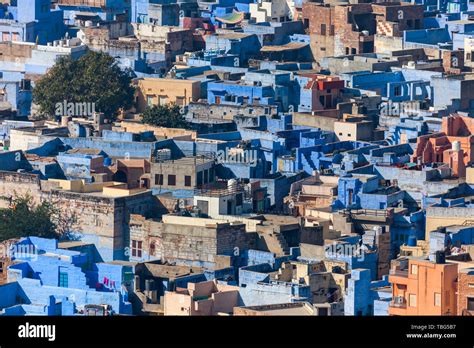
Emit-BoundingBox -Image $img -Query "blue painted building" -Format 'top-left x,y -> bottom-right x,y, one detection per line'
205,33 -> 261,66
344,269 -> 391,316
58,0 -> 131,25
0,0 -> 65,45
0,237 -> 132,315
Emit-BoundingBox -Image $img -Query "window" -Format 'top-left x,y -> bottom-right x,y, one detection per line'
236,193 -> 243,206
197,171 -> 203,186
209,167 -> 214,182
345,47 -> 350,55
150,242 -> 156,256
59,272 -> 68,288
146,95 -> 154,106
184,175 -> 191,187
411,264 -> 418,275
434,292 -> 441,307
176,96 -> 185,106
409,294 -> 417,307
321,24 -> 326,35
168,174 -> 176,186
155,174 -> 163,185
468,297 -> 474,310
318,307 -> 328,316
468,53 -> 472,61
132,240 -> 143,258
351,48 -> 357,54
159,96 -> 168,106
204,170 -> 208,184
0,261 -> 4,273
394,86 -> 402,96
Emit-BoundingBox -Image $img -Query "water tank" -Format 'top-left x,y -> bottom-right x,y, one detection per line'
104,157 -> 112,166
452,140 -> 461,151
407,235 -> 417,247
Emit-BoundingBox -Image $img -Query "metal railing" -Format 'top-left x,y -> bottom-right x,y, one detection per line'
389,269 -> 408,277
194,182 -> 245,197
390,297 -> 407,308
341,209 -> 390,218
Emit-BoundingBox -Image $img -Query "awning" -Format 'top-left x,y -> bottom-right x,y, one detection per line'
215,11 -> 244,25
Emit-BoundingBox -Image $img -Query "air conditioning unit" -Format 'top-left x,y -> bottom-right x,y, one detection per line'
394,296 -> 405,305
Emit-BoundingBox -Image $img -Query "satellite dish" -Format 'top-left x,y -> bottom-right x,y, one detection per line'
288,200 -> 295,209
178,200 -> 185,209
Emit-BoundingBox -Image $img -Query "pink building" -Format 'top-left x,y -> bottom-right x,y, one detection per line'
163,280 -> 240,316
412,114 -> 474,177
297,73 -> 344,112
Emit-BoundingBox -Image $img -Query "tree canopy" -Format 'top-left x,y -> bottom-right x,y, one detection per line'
0,195 -> 68,241
141,104 -> 192,129
32,50 -> 135,120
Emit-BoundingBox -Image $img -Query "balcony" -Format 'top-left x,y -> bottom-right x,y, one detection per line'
389,269 -> 408,277
462,309 -> 474,316
388,269 -> 409,285
390,296 -> 407,309
57,0 -> 106,8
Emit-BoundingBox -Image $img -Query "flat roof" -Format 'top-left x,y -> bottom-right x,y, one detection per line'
154,156 -> 214,166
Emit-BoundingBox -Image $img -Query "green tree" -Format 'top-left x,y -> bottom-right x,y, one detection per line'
0,194 -> 65,241
32,50 -> 135,120
141,104 -> 192,129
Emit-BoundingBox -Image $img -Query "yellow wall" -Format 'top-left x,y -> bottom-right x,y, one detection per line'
466,167 -> 474,185
47,179 -> 126,194
135,78 -> 201,112
118,121 -> 196,140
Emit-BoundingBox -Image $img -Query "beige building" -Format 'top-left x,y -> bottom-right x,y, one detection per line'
464,36 -> 474,68
164,280 -> 239,316
151,156 -> 216,190
249,0 -> 295,23
334,115 -> 373,142
135,78 -> 201,112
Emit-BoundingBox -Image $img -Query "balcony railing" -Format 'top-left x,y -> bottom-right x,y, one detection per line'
462,309 -> 474,316
389,269 -> 408,277
390,296 -> 407,308
57,0 -> 106,7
